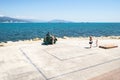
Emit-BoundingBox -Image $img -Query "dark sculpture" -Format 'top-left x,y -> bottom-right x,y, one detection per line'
43,32 -> 57,45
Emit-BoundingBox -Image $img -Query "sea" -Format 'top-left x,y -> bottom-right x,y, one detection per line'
0,23 -> 120,42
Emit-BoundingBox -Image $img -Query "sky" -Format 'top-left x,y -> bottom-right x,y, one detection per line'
0,0 -> 120,22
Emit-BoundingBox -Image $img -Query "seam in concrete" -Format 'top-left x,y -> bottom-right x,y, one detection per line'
62,52 -> 98,61
43,49 -> 63,61
19,48 -> 48,80
43,49 -> 100,61
48,57 -> 120,80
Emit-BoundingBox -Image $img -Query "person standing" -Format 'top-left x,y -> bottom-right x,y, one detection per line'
96,39 -> 98,47
89,36 -> 93,48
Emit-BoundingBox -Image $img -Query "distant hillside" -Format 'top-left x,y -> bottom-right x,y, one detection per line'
0,16 -> 75,23
0,16 -> 30,23
48,19 -> 73,23
28,19 -> 74,23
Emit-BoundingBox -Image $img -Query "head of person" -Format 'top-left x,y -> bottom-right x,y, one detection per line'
89,36 -> 92,40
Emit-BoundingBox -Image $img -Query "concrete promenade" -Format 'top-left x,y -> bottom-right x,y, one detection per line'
0,39 -> 120,80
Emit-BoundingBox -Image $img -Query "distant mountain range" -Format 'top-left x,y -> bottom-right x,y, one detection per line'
0,16 -> 74,23
0,16 -> 31,23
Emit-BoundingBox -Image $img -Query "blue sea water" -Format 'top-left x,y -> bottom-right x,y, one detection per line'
0,23 -> 120,42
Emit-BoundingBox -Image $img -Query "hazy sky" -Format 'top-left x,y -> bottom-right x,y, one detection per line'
0,0 -> 120,22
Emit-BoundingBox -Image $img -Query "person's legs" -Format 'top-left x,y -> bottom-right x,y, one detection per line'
89,42 -> 92,48
90,44 -> 92,48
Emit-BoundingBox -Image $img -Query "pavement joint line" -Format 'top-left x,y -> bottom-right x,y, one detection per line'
43,49 -> 100,61
43,49 -> 63,61
19,48 -> 48,80
62,52 -> 98,61
48,57 -> 120,80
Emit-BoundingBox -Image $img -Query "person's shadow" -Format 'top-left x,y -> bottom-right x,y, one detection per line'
84,47 -> 91,49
